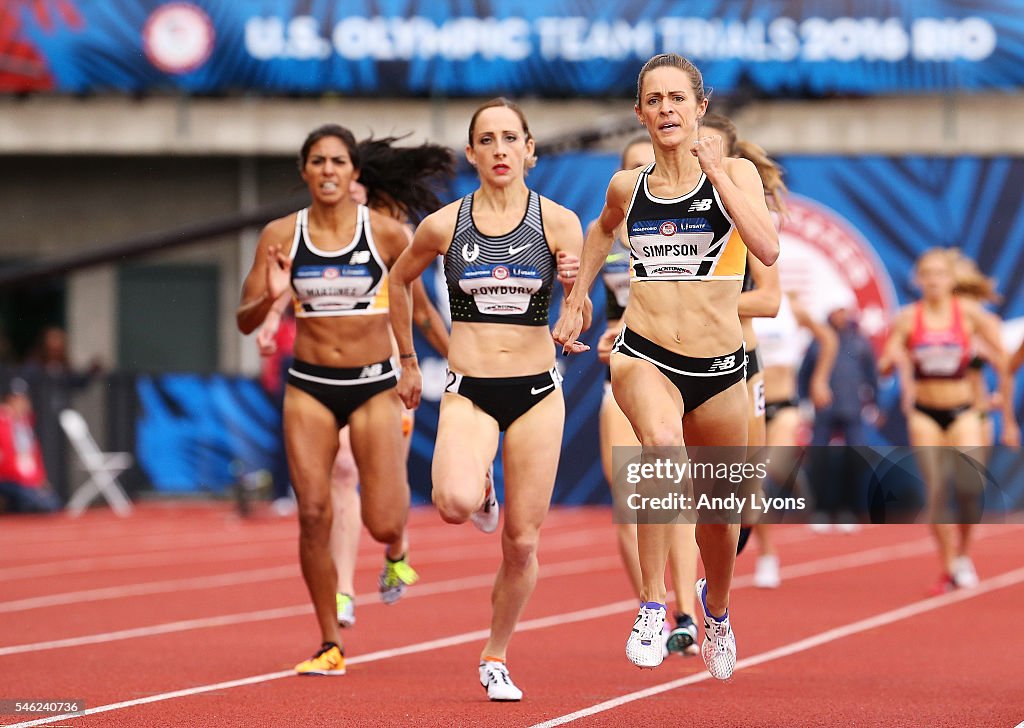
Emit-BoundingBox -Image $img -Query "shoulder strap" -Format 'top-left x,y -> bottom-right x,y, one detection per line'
288,208 -> 307,261
454,194 -> 475,237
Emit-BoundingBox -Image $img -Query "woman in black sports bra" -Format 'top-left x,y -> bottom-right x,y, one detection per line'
388,98 -> 590,702
555,54 -> 779,679
237,125 -> 446,677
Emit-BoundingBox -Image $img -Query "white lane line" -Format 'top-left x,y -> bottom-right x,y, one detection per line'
9,563 -> 1024,728
0,594 -> 644,727
0,566 -> 299,614
0,510 -> 829,580
0,506 -> 598,551
0,556 -> 620,656
527,565 -> 1024,727
0,526 -> 613,614
0,526 -> 1003,656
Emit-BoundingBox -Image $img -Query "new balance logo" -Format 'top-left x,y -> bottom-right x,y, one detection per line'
359,363 -> 384,378
349,250 -> 371,264
708,355 -> 736,372
688,198 -> 713,212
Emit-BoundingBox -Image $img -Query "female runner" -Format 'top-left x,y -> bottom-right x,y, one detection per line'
555,54 -> 779,678
388,98 -> 590,700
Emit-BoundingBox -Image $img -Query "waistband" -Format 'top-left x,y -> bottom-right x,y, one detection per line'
617,327 -> 746,377
288,358 -> 396,386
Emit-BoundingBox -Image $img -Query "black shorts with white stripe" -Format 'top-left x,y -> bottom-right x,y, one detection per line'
287,358 -> 397,427
612,327 -> 745,413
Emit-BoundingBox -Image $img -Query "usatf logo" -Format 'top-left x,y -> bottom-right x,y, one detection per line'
462,243 -> 480,263
349,251 -> 371,265
708,355 -> 736,372
659,221 -> 677,236
323,267 -> 339,279
688,198 -> 713,212
492,265 -> 510,280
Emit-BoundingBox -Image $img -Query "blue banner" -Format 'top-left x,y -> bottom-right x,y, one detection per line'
4,1 -> 1023,96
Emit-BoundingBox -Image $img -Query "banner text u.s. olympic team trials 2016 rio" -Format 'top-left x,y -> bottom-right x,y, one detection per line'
3,0 -> 1024,96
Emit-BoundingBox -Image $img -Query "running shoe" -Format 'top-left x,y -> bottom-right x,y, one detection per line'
952,556 -> 979,589
695,578 -> 737,680
626,601 -> 667,668
479,660 -> 523,701
336,592 -> 355,627
753,554 -> 781,589
379,553 -> 419,604
470,464 -> 499,534
929,572 -> 957,596
294,642 -> 345,676
666,612 -> 699,657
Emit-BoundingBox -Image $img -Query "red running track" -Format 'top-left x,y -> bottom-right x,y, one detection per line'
1,503 -> 1023,727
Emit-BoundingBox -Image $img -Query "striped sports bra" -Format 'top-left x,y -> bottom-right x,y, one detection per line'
288,206 -> 389,318
444,191 -> 555,326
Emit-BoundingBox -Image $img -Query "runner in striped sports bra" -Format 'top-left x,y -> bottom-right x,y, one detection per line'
555,54 -> 779,678
237,125 -> 449,677
881,248 -> 1018,595
595,136 -> 701,659
388,98 -> 591,701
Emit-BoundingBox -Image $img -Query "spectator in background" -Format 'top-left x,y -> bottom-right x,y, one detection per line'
800,297 -> 877,531
801,300 -> 878,447
0,377 -> 60,513
19,325 -> 103,503
24,326 -> 101,380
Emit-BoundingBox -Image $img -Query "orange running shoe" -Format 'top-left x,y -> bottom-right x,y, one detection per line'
294,642 -> 345,676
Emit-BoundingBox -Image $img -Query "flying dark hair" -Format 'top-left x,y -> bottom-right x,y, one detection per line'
356,135 -> 457,220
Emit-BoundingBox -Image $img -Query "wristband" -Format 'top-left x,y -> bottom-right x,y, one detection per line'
399,352 -> 418,360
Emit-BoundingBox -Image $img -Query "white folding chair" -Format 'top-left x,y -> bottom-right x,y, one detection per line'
60,408 -> 134,517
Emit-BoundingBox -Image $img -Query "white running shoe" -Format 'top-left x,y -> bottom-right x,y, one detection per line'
952,556 -> 979,589
470,464 -> 499,534
695,578 -> 737,680
479,660 -> 523,701
753,554 -> 781,589
336,593 -> 355,628
626,602 -> 667,668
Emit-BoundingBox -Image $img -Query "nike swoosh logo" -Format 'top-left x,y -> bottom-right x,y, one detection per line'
530,384 -> 555,395
508,243 -> 532,256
